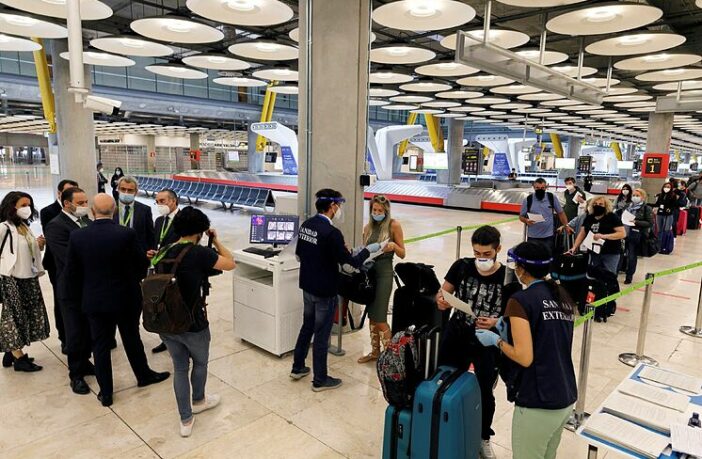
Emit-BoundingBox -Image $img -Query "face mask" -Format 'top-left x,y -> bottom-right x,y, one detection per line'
663,187 -> 671,193
679,185 -> 685,190
475,258 -> 495,272
157,204 -> 170,217
99,168 -> 104,173
593,205 -> 606,216
515,268 -> 528,289
75,206 -> 90,218
622,189 -> 630,196
372,213 -> 385,222
631,196 -> 642,204
119,192 -> 135,205
534,189 -> 546,200
566,184 -> 575,192
332,206 -> 343,223
16,207 -> 32,220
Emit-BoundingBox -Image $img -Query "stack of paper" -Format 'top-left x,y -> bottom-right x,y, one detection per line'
621,210 -> 636,227
639,366 -> 702,394
602,392 -> 684,434
440,290 -> 476,318
582,231 -> 605,252
583,413 -> 670,459
618,379 -> 690,412
671,424 -> 702,457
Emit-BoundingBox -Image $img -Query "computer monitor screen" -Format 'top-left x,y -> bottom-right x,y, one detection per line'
249,214 -> 299,245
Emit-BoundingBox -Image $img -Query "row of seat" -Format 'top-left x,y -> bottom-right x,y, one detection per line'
135,176 -> 273,210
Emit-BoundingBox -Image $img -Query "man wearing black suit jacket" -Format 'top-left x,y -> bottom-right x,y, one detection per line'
148,188 -> 180,354
40,179 -> 79,352
45,187 -> 94,395
112,176 -> 156,255
64,194 -> 169,407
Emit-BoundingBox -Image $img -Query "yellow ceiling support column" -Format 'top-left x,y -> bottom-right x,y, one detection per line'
482,146 -> 491,158
398,112 -> 418,156
550,133 -> 564,158
31,38 -> 56,135
424,114 -> 444,153
674,149 -> 680,161
255,82 -> 278,152
611,141 -> 623,161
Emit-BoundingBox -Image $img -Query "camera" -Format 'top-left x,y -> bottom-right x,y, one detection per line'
83,95 -> 122,116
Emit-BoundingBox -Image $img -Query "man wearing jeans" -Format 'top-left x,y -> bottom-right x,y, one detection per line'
291,189 -> 380,392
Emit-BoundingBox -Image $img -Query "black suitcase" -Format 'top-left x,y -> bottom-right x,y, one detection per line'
585,267 -> 620,322
551,235 -> 589,313
687,206 -> 701,230
390,263 -> 446,334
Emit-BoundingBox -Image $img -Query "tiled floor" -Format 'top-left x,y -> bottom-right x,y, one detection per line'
2,167 -> 702,458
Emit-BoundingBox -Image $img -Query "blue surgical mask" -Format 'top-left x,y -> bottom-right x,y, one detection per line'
372,213 -> 386,222
119,192 -> 135,205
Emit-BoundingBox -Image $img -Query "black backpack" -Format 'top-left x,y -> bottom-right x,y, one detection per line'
141,244 -> 194,334
526,191 -> 555,213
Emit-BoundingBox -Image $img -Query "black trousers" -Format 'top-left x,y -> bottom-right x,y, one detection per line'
47,269 -> 65,345
438,316 -> 500,440
60,300 -> 93,380
87,309 -> 151,396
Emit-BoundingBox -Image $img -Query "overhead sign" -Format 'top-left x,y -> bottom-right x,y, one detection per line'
578,156 -> 592,173
641,153 -> 669,178
668,161 -> 678,172
462,148 -> 479,175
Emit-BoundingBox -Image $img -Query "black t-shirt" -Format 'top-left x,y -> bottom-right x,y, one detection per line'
583,213 -> 623,255
159,244 -> 219,332
444,259 -> 507,324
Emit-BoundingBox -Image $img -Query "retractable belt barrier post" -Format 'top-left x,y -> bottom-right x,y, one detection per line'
522,223 -> 527,242
680,276 -> 702,339
618,273 -> 658,367
455,226 -> 462,260
566,303 -> 594,432
328,297 -> 345,357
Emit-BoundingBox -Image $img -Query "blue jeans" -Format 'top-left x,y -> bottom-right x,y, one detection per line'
292,291 -> 337,385
589,252 -> 620,276
656,213 -> 674,232
160,328 -> 211,422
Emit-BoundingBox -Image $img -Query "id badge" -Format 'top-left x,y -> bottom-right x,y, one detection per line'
593,244 -> 602,254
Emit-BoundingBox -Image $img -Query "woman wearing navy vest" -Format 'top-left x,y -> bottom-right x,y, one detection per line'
475,242 -> 577,459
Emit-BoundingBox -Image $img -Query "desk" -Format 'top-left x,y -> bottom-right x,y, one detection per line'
232,249 -> 303,356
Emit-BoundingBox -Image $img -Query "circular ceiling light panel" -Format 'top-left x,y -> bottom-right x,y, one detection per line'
457,75 -> 514,87
269,85 -> 298,94
490,84 -> 541,95
541,99 -> 581,107
382,104 -> 418,111
0,0 -> 112,20
214,76 -> 267,87
515,49 -> 569,65
131,16 -> 224,44
492,103 -> 532,110
456,116 -> 486,121
614,53 -> 701,71
410,109 -> 445,115
576,109 -> 617,116
602,94 -> 652,102
653,80 -> 702,91
435,113 -> 466,118
415,61 -> 479,77
448,106 -> 486,112
369,99 -> 389,107
440,29 -> 529,51
636,68 -> 702,82
469,97 -> 511,105
60,50 -> 135,67
0,13 -> 67,38
546,3 -> 662,36
606,86 -> 638,95
582,77 -> 620,87
182,54 -> 250,71
229,41 -> 298,60
615,101 -> 656,108
562,104 -> 603,111
369,87 -> 400,97
145,63 -> 208,79
186,0 -> 293,26
422,101 -> 461,108
289,27 -> 376,43
585,33 -> 686,56
369,71 -> 413,84
252,67 -> 298,81
550,65 -> 598,78
514,108 -> 553,114
370,45 -> 435,64
436,90 -> 483,99
518,92 -> 564,101
391,94 -> 434,103
372,0 -> 476,32
400,81 -> 452,92
90,36 -> 174,57
629,106 -> 656,113
0,34 -> 42,52
480,111 -> 507,116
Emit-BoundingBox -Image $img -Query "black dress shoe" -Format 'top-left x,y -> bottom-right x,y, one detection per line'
71,377 -> 91,395
13,355 -> 42,372
3,352 -> 35,368
151,342 -> 167,353
97,392 -> 113,407
137,371 -> 170,387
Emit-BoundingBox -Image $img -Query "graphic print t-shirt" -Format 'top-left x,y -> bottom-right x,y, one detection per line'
444,258 -> 507,324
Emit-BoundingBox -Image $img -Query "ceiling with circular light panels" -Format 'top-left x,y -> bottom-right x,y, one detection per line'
130,16 -> 224,44
0,12 -> 68,38
186,0 -> 293,27
59,51 -> 135,67
372,0 -> 476,32
90,36 -> 173,57
181,54 -> 251,71
0,34 -> 42,52
145,63 -> 208,79
0,0 -> 112,21
546,4 -> 662,36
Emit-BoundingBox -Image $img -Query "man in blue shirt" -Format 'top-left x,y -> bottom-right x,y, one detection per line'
291,189 -> 381,392
519,178 -> 571,255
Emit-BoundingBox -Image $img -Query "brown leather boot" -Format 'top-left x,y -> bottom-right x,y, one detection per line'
357,326 -> 380,363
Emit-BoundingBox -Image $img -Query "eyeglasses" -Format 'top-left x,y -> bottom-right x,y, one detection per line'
373,195 -> 388,203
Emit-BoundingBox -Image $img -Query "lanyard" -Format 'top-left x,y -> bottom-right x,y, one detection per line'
19,226 -> 35,261
150,240 -> 191,267
159,215 -> 174,245
120,205 -> 133,227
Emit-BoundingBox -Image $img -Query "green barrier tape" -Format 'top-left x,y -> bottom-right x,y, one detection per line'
574,311 -> 594,327
405,216 -> 520,244
653,260 -> 702,279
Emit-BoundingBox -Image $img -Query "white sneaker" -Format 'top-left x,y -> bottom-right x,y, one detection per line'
480,439 -> 497,459
180,418 -> 194,437
192,394 -> 221,414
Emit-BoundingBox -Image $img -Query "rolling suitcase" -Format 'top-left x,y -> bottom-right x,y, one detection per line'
677,209 -> 688,236
586,267 -> 619,322
659,229 -> 675,254
551,235 -> 588,312
687,206 -> 701,230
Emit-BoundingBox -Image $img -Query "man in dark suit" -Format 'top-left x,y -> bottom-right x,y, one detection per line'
112,176 -> 156,254
148,188 -> 180,354
45,187 -> 94,395
64,194 -> 170,407
40,179 -> 79,352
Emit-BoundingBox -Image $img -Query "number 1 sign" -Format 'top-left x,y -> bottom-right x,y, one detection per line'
641,153 -> 669,178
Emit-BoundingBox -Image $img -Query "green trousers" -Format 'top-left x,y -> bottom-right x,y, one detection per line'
511,404 -> 573,459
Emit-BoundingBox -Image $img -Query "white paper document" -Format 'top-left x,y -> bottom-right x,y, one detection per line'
440,290 -> 475,318
639,366 -> 702,394
618,379 -> 690,412
602,392 -> 684,434
621,210 -> 636,227
527,212 -> 545,223
671,423 -> 702,456
583,413 -> 670,459
582,231 -> 605,251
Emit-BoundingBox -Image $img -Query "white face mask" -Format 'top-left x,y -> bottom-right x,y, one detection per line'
332,206 -> 343,224
566,184 -> 575,192
157,204 -> 171,217
99,168 -> 104,173
75,206 -> 90,218
663,187 -> 672,193
16,207 -> 32,220
622,189 -> 630,196
475,258 -> 495,272
631,196 -> 642,204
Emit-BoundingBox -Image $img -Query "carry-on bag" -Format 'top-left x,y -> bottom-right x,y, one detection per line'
677,209 -> 688,236
687,206 -> 701,230
390,263 -> 445,334
659,229 -> 675,254
585,266 -> 619,321
551,235 -> 588,311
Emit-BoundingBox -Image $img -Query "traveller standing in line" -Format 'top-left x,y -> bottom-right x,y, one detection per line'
519,178 -> 572,255
562,176 -> 586,222
570,196 -> 626,276
357,195 -> 405,364
97,162 -> 108,194
110,167 -> 124,202
475,242 -> 577,459
290,188 -> 380,392
623,189 -> 653,285
152,206 -> 236,437
0,191 -> 48,372
654,182 -> 679,241
614,184 -> 633,215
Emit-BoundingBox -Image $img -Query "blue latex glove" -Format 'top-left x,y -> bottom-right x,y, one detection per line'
495,317 -> 509,342
475,329 -> 500,347
366,243 -> 381,253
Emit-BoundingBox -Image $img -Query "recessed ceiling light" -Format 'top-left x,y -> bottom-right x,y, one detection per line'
372,0 -> 476,32
620,35 -> 648,46
130,16 -> 224,44
229,41 -> 298,60
0,34 -> 42,52
0,12 -> 67,38
90,35 -> 174,57
186,0 -> 293,26
585,8 -> 617,23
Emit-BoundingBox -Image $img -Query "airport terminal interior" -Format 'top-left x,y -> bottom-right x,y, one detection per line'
1,0 -> 702,458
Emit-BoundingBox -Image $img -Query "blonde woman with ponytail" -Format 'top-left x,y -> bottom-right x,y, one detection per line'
358,195 -> 405,364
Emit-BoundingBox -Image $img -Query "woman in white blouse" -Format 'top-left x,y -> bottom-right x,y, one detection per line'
0,191 -> 49,372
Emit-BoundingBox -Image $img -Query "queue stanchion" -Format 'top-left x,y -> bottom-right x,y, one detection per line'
680,276 -> 702,338
522,223 -> 527,242
565,303 -> 594,432
618,273 -> 658,367
328,296 -> 345,357
455,226 -> 463,260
